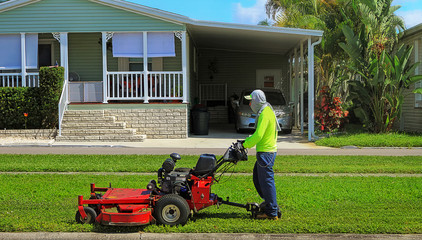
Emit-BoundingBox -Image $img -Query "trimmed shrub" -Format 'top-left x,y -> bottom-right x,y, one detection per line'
38,66 -> 64,129
0,66 -> 64,129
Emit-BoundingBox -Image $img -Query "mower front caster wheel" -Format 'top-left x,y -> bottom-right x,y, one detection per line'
154,194 -> 190,226
75,207 -> 97,224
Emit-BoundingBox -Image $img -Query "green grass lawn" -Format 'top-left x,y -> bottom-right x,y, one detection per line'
0,174 -> 421,233
315,132 -> 422,148
0,154 -> 421,173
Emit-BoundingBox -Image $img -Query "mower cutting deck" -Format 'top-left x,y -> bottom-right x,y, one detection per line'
75,141 -> 278,226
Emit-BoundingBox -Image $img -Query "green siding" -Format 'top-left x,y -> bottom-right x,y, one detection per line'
163,36 -> 182,71
68,33 -> 102,81
107,49 -> 118,72
0,0 -> 184,33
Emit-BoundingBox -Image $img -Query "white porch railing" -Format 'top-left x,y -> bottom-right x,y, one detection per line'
199,83 -> 227,106
0,73 -> 39,87
106,71 -> 184,101
58,80 -> 69,136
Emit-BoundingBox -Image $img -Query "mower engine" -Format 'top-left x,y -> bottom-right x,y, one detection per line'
153,152 -> 218,195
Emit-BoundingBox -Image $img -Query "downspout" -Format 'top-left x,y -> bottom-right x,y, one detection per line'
308,37 -> 322,142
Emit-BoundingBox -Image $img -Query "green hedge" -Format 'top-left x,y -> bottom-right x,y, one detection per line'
0,67 -> 64,129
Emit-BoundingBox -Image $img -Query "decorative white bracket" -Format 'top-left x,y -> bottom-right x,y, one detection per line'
174,31 -> 183,41
105,32 -> 114,42
52,32 -> 61,43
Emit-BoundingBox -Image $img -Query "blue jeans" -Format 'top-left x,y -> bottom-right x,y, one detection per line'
253,152 -> 278,217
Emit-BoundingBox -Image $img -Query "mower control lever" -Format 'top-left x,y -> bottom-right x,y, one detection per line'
218,197 -> 260,215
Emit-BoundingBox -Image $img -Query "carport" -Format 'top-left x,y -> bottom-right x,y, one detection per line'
185,21 -> 323,141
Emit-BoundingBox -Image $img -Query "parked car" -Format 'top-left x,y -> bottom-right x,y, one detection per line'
232,89 -> 293,134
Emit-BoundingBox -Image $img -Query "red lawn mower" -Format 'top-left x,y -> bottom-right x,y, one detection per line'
75,141 -> 279,226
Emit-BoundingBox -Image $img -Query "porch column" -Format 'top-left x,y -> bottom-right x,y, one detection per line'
300,41 -> 304,134
59,33 -> 69,82
294,48 -> 299,128
102,32 -> 108,103
181,31 -> 188,104
307,38 -> 313,141
20,33 -> 26,87
143,31 -> 149,104
289,54 -> 293,103
307,37 -> 322,141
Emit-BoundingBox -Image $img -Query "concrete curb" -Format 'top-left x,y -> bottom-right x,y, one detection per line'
1,233 -> 422,240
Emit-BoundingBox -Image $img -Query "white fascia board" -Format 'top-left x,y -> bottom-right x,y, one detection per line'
188,20 -> 324,37
0,0 -> 41,13
401,23 -> 422,40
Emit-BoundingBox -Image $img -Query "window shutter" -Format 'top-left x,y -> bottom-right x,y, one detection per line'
112,33 -> 143,58
0,34 -> 21,69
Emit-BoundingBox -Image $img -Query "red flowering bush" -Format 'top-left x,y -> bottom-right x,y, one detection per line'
315,86 -> 349,133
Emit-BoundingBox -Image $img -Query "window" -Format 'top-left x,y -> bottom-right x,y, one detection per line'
128,58 -> 152,71
415,39 -> 421,108
416,81 -> 422,108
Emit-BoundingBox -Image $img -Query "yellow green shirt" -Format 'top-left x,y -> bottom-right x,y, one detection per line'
243,106 -> 278,152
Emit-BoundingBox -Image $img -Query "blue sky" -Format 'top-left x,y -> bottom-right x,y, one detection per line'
129,0 -> 422,29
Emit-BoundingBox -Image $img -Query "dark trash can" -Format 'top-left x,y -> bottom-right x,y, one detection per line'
192,106 -> 210,135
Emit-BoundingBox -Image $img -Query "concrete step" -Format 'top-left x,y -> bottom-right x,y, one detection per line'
61,122 -> 126,129
62,116 -> 116,123
64,110 -> 105,117
56,134 -> 146,142
60,128 -> 136,136
58,109 -> 147,142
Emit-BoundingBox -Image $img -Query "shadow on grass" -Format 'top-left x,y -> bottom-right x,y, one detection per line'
92,223 -> 148,233
192,211 -> 250,220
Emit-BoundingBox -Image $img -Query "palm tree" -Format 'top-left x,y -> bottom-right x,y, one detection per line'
354,0 -> 405,57
265,0 -> 353,99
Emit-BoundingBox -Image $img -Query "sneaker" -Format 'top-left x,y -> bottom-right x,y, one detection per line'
255,213 -> 279,220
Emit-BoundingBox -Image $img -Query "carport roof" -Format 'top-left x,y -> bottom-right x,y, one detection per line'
186,21 -> 323,55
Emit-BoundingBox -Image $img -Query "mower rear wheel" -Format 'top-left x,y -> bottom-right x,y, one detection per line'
154,194 -> 190,226
75,207 -> 97,224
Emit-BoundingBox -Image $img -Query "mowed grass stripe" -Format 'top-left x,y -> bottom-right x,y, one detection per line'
0,154 -> 421,173
0,174 -> 420,233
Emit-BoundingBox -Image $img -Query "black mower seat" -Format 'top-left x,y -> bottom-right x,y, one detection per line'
192,154 -> 216,177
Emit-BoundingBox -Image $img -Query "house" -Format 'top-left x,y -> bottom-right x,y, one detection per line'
399,23 -> 422,133
0,0 -> 323,141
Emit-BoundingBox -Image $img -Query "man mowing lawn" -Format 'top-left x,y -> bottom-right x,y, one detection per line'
243,89 -> 281,220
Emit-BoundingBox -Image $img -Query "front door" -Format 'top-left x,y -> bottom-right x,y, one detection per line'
38,44 -> 52,67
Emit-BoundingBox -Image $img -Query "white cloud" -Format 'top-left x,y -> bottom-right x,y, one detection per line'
397,9 -> 422,29
233,0 -> 268,25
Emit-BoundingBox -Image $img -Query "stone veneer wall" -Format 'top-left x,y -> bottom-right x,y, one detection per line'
104,107 -> 188,139
0,129 -> 56,139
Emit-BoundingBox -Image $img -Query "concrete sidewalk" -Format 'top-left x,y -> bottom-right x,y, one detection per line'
1,232 -> 422,240
1,125 -> 422,155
